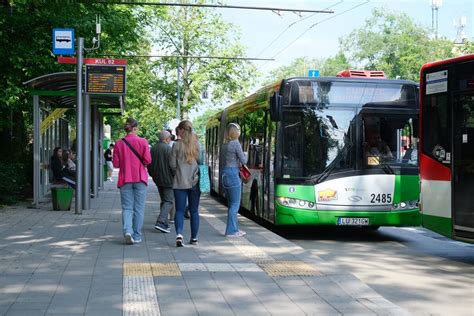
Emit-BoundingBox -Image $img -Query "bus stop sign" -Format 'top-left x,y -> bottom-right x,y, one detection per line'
52,28 -> 75,55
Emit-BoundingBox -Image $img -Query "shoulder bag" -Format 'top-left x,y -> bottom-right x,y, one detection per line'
122,138 -> 146,166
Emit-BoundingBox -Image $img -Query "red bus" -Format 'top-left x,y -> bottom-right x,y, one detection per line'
420,54 -> 474,242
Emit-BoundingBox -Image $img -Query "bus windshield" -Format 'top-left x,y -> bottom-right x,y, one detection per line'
281,106 -> 418,180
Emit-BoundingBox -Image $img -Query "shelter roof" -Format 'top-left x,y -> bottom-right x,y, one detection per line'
24,72 -> 124,112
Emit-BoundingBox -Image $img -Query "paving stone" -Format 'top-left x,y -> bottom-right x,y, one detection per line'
0,178 -> 410,316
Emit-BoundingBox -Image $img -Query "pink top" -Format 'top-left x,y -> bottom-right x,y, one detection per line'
113,134 -> 152,188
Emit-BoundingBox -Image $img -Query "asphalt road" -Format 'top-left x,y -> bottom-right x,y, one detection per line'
280,226 -> 474,316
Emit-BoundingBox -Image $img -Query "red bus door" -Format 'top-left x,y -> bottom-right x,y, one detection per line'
453,92 -> 474,239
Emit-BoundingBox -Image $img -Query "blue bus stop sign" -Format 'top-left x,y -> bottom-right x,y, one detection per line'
308,69 -> 320,77
52,28 -> 75,55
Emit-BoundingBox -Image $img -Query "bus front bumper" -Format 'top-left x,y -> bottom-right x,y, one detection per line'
275,206 -> 421,226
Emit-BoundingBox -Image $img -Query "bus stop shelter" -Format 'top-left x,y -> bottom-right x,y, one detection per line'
24,71 -> 124,213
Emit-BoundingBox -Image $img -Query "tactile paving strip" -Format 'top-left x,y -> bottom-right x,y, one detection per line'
151,263 -> 181,276
258,261 -> 321,277
123,262 -> 152,276
123,275 -> 160,316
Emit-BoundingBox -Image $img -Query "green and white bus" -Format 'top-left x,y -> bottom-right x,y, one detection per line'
206,70 -> 421,228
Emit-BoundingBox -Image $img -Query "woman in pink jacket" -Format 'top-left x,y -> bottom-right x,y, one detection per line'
113,118 -> 152,245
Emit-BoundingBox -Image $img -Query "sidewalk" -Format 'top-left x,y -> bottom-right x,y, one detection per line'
0,177 -> 410,316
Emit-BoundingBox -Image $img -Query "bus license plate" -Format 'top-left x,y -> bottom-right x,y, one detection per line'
337,217 -> 369,226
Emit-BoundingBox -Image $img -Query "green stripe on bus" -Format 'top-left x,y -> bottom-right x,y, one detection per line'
275,205 -> 420,226
394,175 -> 419,203
422,214 -> 452,238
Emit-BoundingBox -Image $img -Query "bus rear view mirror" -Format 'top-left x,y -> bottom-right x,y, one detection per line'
270,92 -> 282,121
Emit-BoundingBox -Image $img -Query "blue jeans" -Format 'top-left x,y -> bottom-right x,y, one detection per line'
174,185 -> 201,239
120,182 -> 147,241
222,167 -> 241,235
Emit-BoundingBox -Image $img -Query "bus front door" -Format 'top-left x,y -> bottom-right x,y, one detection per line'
453,92 -> 474,240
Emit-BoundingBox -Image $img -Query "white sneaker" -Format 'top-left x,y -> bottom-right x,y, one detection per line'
226,230 -> 246,238
237,230 -> 246,237
124,233 -> 134,245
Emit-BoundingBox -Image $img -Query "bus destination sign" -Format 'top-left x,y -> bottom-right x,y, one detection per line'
86,65 -> 126,94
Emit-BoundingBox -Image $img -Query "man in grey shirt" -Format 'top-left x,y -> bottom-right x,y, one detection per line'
149,130 -> 174,233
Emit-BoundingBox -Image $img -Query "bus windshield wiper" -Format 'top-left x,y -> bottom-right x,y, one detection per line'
310,143 -> 352,184
379,156 -> 394,174
379,156 -> 395,174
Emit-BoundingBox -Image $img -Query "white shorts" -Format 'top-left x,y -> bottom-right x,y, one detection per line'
106,161 -> 114,171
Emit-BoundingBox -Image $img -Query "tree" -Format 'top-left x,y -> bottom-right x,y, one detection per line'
0,1 -> 153,153
339,8 -> 457,81
0,1 -> 159,202
152,3 -> 256,119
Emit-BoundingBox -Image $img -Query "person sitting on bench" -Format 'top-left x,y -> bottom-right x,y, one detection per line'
51,147 -> 76,189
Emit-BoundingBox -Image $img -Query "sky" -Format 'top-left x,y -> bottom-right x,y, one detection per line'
188,0 -> 473,119
218,0 -> 473,75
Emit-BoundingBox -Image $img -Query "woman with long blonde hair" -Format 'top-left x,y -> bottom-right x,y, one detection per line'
222,122 -> 248,237
169,120 -> 201,247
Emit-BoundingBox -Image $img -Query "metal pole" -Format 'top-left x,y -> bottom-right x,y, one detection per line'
177,57 -> 180,120
75,37 -> 84,214
83,93 -> 91,210
33,95 -> 40,208
435,7 -> 439,39
431,7 -> 434,35
41,111 -> 46,200
92,103 -> 99,198
99,113 -> 104,190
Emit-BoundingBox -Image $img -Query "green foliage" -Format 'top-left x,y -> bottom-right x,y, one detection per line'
0,1 -> 163,200
0,160 -> 31,205
152,2 -> 256,117
268,7 -> 471,84
339,8 -> 457,81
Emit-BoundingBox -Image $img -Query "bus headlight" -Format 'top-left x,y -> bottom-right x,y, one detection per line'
392,200 -> 419,210
277,197 -> 316,210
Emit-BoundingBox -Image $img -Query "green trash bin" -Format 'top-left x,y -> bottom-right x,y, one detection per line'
51,187 -> 74,211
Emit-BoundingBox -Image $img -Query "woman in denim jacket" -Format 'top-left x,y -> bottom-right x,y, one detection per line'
222,123 -> 248,237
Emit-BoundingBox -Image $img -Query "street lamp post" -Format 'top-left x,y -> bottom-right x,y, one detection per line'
177,56 -> 180,120
431,0 -> 443,39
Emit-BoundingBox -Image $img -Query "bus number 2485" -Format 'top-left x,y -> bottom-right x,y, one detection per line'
370,193 -> 392,204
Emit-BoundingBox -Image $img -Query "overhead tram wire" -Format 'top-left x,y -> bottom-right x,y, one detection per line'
259,0 -> 370,69
92,54 -> 274,61
84,1 -> 334,15
256,0 -> 344,58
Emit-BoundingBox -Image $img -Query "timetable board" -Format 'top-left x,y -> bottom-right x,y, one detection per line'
85,65 -> 126,94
